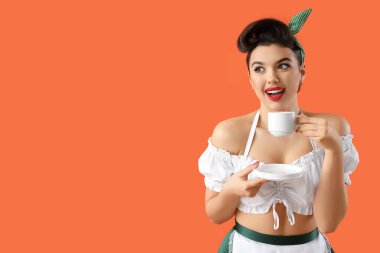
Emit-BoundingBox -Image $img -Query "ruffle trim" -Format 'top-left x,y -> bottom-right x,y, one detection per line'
340,134 -> 354,152
344,173 -> 352,185
204,177 -> 223,192
341,134 -> 359,185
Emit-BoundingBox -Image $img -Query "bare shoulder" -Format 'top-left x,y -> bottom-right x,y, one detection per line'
304,111 -> 351,136
211,113 -> 252,155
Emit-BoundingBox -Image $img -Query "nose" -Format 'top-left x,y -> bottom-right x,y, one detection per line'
267,70 -> 280,84
267,70 -> 279,84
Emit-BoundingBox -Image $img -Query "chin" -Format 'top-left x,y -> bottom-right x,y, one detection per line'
266,97 -> 296,111
267,104 -> 290,112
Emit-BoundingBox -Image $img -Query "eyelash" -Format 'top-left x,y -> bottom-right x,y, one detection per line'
254,63 -> 290,73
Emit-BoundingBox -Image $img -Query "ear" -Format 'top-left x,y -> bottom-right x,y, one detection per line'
248,71 -> 254,87
299,63 -> 306,83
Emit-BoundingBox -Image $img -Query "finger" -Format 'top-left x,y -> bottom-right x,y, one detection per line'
246,177 -> 268,187
238,161 -> 260,177
296,112 -> 307,118
295,123 -> 320,132
297,116 -> 324,124
295,114 -> 307,124
297,130 -> 320,138
258,178 -> 269,184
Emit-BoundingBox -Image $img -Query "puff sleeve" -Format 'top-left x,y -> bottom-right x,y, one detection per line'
198,138 -> 235,192
341,135 -> 360,185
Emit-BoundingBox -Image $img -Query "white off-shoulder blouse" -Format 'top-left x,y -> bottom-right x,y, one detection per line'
198,111 -> 360,230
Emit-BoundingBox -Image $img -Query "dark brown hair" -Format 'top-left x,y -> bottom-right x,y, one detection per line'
237,18 -> 303,71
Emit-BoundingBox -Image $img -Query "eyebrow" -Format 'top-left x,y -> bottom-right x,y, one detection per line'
251,57 -> 292,67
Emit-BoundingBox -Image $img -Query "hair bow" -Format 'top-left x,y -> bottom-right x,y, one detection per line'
288,8 -> 312,65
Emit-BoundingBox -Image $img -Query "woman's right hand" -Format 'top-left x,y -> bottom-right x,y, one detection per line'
223,161 -> 269,198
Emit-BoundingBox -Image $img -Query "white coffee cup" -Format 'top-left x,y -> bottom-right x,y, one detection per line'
268,112 -> 296,137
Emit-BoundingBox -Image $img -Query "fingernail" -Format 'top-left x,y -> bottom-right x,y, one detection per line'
251,161 -> 259,167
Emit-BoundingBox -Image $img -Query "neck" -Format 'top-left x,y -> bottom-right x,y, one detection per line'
257,104 -> 301,130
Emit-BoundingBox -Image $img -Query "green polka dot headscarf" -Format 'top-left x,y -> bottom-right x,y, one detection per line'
288,8 -> 312,65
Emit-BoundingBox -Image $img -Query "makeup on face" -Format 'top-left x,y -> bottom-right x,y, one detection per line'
264,86 -> 285,101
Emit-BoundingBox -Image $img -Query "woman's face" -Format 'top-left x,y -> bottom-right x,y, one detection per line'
248,43 -> 306,111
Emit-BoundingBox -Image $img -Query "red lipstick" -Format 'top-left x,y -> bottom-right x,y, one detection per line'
265,87 -> 285,101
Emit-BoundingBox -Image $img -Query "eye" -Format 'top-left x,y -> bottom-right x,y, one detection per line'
279,63 -> 290,69
253,63 -> 290,73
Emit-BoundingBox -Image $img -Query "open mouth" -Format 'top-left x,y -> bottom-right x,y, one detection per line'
265,88 -> 285,101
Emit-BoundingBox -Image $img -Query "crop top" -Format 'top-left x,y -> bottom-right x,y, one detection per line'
198,110 -> 360,230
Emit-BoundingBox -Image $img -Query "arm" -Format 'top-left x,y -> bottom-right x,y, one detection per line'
296,113 -> 350,233
313,147 -> 348,233
204,119 -> 242,224
205,166 -> 266,224
203,120 -> 267,224
205,188 -> 241,224
205,163 -> 266,224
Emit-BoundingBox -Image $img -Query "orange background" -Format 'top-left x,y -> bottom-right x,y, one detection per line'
0,0 -> 378,252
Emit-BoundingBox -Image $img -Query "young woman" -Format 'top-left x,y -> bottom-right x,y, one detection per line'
198,8 -> 359,253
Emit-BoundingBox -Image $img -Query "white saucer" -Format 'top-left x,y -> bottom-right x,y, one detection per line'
252,163 -> 303,181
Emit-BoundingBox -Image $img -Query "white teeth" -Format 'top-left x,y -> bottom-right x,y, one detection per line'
266,89 -> 284,94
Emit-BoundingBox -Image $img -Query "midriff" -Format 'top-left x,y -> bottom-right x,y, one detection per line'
235,203 -> 317,235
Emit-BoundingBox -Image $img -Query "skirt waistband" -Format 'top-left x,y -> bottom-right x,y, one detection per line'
234,219 -> 320,246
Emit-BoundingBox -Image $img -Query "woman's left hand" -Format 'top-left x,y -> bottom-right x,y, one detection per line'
295,112 -> 341,152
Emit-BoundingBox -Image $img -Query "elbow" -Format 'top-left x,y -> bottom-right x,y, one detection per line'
318,220 -> 342,234
315,204 -> 348,234
205,208 -> 228,224
205,210 -> 227,224
206,212 -> 225,224
209,217 -> 224,225
319,225 -> 337,234
315,215 -> 343,234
